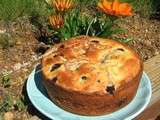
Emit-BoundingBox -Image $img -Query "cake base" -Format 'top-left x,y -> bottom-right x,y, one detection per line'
43,70 -> 142,116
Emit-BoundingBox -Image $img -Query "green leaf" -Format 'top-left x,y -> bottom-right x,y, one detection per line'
112,28 -> 126,34
0,95 -> 13,112
1,72 -> 11,88
15,96 -> 26,111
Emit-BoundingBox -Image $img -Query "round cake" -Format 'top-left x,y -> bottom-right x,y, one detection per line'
41,36 -> 143,116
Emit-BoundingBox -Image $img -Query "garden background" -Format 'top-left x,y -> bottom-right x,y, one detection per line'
0,0 -> 160,119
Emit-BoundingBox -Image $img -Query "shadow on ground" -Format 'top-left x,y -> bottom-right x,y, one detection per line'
22,76 -> 51,120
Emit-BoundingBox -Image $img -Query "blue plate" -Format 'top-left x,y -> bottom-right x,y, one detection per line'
27,66 -> 152,120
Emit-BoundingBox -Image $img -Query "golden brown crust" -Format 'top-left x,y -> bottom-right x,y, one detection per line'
41,36 -> 143,115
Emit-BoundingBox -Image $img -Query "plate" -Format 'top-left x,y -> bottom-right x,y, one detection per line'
27,66 -> 152,120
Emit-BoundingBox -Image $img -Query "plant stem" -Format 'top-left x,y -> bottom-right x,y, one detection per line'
0,102 -> 8,112
86,17 -> 96,36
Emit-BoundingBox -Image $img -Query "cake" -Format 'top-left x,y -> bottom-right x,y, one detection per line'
41,36 -> 143,116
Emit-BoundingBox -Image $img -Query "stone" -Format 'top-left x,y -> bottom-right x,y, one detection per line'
28,116 -> 41,120
4,112 -> 14,120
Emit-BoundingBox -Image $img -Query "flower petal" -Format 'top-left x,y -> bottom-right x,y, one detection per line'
103,0 -> 112,10
119,3 -> 132,16
112,0 -> 120,12
98,2 -> 105,10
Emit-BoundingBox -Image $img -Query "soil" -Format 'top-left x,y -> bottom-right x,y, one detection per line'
119,14 -> 160,60
0,14 -> 160,120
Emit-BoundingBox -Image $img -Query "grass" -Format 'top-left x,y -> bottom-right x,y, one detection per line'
0,0 -> 158,22
121,0 -> 160,18
0,0 -> 157,47
49,0 -> 127,41
0,95 -> 13,113
0,72 -> 27,115
0,0 -> 50,48
0,0 -> 49,22
1,72 -> 11,88
76,0 -> 158,18
0,34 -> 15,49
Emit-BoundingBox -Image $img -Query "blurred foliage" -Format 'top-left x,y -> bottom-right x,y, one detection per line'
0,95 -> 13,113
0,0 -> 50,22
0,95 -> 26,113
48,0 -> 126,41
76,0 -> 98,6
0,34 -> 15,49
58,10 -> 125,40
77,0 -> 160,18
1,72 -> 11,88
121,0 -> 160,18
0,0 -> 51,48
0,0 -> 158,46
14,96 -> 26,111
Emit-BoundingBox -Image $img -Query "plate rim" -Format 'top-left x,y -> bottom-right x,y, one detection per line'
125,72 -> 152,120
27,69 -> 152,120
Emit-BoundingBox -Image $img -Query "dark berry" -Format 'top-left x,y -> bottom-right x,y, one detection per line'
91,40 -> 99,43
60,44 -> 65,48
51,35 -> 61,44
81,76 -> 87,80
36,46 -> 49,54
106,85 -> 115,95
50,63 -> 62,72
97,80 -> 101,83
50,77 -> 58,83
117,48 -> 125,52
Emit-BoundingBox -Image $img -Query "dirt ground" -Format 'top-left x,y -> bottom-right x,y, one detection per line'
119,14 -> 160,60
0,14 -> 160,120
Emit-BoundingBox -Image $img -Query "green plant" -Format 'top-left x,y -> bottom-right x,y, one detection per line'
0,94 -> 27,113
121,0 -> 158,17
14,96 -> 26,111
134,0 -> 153,17
0,0 -> 51,47
0,0 -> 50,32
0,0 -> 50,22
116,37 -> 133,43
1,72 -> 11,88
52,7 -> 125,40
0,95 -> 13,112
76,0 -> 98,6
46,0 -> 135,43
0,34 -> 16,49
0,0 -> 25,22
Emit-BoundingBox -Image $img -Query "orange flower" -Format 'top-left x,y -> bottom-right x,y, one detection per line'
49,14 -> 64,29
98,0 -> 132,16
51,0 -> 74,12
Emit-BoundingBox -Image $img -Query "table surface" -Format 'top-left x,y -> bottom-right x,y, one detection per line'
136,54 -> 160,120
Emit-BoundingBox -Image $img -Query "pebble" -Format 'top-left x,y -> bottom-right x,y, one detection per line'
155,51 -> 159,55
0,29 -> 6,34
4,112 -> 14,120
13,63 -> 22,71
28,116 -> 41,120
16,41 -> 22,45
145,41 -> 152,46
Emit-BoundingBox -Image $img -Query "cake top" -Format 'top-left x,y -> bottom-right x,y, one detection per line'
42,36 -> 142,95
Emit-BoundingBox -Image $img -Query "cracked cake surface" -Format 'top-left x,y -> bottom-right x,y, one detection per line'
41,36 -> 143,115
42,36 -> 142,95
